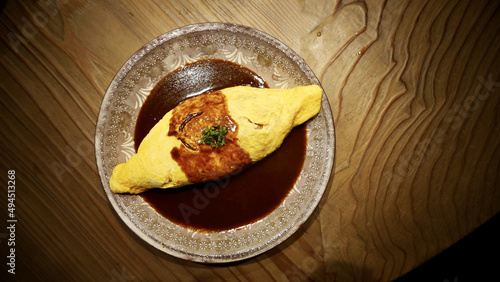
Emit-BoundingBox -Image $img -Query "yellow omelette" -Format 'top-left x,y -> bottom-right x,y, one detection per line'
110,85 -> 322,194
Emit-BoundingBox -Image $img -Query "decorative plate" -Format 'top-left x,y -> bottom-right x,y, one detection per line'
95,23 -> 335,263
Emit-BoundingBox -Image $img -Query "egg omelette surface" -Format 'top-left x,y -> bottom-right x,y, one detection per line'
110,85 -> 323,194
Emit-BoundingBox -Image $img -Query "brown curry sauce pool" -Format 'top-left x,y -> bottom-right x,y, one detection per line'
136,59 -> 307,232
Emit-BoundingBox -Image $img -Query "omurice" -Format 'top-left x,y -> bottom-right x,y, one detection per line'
110,85 -> 323,194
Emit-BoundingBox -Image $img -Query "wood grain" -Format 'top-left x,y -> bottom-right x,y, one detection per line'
0,0 -> 499,281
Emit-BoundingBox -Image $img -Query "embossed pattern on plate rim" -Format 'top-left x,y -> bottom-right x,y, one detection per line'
95,22 -> 335,263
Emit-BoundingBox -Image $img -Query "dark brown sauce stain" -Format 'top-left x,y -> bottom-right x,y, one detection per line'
136,59 -> 307,232
168,91 -> 252,183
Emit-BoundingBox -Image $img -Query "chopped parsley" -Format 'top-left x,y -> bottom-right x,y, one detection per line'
199,125 -> 228,149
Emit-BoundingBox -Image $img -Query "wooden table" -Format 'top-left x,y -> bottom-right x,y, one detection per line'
1,0 -> 499,281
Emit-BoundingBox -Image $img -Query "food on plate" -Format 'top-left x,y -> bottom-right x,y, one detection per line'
109,85 -> 322,194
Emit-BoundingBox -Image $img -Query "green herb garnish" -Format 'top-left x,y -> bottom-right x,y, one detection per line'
199,125 -> 228,149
